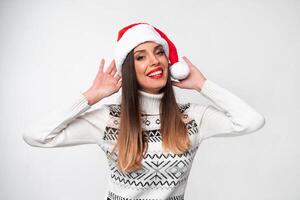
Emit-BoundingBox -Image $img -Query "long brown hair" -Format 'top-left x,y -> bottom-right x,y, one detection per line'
114,49 -> 191,173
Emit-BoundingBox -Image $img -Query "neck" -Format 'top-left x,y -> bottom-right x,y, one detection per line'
138,89 -> 164,115
116,89 -> 164,115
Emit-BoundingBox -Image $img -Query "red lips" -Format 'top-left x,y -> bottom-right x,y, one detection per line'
146,67 -> 163,76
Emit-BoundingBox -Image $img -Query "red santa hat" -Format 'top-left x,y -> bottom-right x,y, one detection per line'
114,22 -> 190,80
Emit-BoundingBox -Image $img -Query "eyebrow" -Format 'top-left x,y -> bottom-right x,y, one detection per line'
134,44 -> 164,54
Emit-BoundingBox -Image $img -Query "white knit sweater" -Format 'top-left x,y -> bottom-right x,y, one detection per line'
22,79 -> 265,200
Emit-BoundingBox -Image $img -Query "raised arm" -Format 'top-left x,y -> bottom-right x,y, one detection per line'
171,56 -> 265,142
22,93 -> 109,147
22,58 -> 122,148
196,79 -> 265,141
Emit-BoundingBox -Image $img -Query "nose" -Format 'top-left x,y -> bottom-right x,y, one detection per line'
149,53 -> 159,66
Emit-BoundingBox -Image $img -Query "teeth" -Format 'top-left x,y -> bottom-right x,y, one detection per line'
148,70 -> 162,77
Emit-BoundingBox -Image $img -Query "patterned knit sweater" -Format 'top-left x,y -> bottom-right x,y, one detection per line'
22,79 -> 265,200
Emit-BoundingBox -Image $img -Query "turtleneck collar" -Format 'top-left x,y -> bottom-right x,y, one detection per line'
138,90 -> 164,115
116,90 -> 164,115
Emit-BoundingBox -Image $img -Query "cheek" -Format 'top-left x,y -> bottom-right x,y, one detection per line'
134,62 -> 147,79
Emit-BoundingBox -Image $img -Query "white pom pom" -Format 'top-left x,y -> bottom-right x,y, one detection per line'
169,61 -> 190,80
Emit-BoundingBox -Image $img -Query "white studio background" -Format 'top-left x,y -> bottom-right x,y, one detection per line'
1,0 -> 299,200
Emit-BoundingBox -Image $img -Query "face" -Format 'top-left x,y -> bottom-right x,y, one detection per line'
133,41 -> 169,94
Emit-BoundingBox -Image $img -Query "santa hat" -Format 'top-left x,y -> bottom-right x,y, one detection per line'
114,22 -> 190,80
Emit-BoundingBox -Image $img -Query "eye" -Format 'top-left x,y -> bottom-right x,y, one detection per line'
136,56 -> 144,61
157,50 -> 164,55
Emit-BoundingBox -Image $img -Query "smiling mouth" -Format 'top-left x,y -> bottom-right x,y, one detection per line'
147,66 -> 163,75
147,68 -> 163,79
148,72 -> 163,79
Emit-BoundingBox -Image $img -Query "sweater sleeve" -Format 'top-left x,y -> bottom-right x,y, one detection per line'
195,79 -> 265,141
22,92 -> 109,148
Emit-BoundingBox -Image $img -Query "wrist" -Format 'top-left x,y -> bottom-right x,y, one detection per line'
83,89 -> 103,106
195,78 -> 207,92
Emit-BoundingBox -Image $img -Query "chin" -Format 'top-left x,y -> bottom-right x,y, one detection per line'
142,82 -> 167,94
140,74 -> 168,93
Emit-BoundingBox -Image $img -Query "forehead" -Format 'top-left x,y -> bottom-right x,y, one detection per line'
134,41 -> 163,52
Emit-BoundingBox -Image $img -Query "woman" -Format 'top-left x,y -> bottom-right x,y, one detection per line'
23,22 -> 265,200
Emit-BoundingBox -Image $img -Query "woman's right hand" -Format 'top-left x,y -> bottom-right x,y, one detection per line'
83,58 -> 122,106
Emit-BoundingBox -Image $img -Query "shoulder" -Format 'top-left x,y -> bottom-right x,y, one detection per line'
177,102 -> 208,114
177,102 -> 211,126
80,104 -> 113,124
104,104 -> 121,117
177,102 -> 191,113
88,103 -> 122,117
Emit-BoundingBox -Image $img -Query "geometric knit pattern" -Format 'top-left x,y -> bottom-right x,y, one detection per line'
103,119 -> 198,143
101,103 -> 201,198
105,145 -> 199,189
106,103 -> 191,118
107,191 -> 185,200
103,103 -> 197,143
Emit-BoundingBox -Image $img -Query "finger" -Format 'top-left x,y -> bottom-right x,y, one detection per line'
182,56 -> 193,66
114,74 -> 121,81
105,59 -> 116,74
111,60 -> 118,76
97,58 -> 105,75
110,66 -> 117,76
171,80 -> 182,88
116,79 -> 122,88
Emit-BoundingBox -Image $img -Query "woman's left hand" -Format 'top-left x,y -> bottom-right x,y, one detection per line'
171,56 -> 207,92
